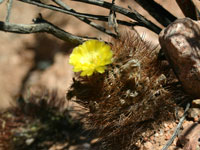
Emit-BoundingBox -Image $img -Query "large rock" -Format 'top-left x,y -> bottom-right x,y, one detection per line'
177,123 -> 200,150
159,18 -> 200,98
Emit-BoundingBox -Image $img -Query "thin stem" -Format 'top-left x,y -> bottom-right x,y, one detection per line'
0,19 -> 84,45
72,0 -> 162,34
135,0 -> 177,27
6,0 -> 13,22
17,0 -> 135,27
52,0 -> 117,38
161,102 -> 190,150
176,0 -> 198,20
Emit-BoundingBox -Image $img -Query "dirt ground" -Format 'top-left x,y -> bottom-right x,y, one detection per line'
0,0 -> 198,150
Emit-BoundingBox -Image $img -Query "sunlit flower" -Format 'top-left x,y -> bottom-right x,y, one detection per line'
69,40 -> 113,76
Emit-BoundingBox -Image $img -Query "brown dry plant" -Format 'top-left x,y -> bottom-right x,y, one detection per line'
67,31 -> 190,150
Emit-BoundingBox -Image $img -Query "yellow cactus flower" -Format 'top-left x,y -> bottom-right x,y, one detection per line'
69,40 -> 113,76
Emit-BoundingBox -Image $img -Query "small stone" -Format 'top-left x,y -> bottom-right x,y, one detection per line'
143,137 -> 148,142
192,99 -> 200,108
155,133 -> 159,137
182,120 -> 193,129
159,146 -> 163,149
120,99 -> 126,105
90,138 -> 99,145
164,127 -> 170,132
150,136 -> 154,141
79,136 -> 86,140
135,140 -> 141,147
163,123 -> 168,128
173,122 -> 177,126
69,146 -> 77,150
172,137 -> 177,146
143,141 -> 153,150
165,134 -> 171,140
82,143 -> 91,149
188,108 -> 200,119
159,18 -> 200,98
177,107 -> 184,118
25,138 -> 34,145
69,143 -> 90,150
159,130 -> 164,136
49,142 -> 69,150
168,123 -> 174,129
194,116 -> 199,122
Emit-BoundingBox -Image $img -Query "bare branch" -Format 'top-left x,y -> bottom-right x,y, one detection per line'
161,102 -> 190,150
17,0 -> 136,28
6,0 -> 13,22
0,19 -> 84,45
108,0 -> 118,34
52,0 -> 117,38
134,0 -> 177,27
18,0 -> 99,19
176,0 -> 199,20
72,0 -> 162,34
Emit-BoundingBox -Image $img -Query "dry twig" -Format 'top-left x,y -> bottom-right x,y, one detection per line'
135,0 -> 177,27
18,0 -> 137,27
0,0 -> 162,43
72,0 -> 162,34
0,18 -> 84,45
52,0 -> 117,38
176,0 -> 199,20
161,102 -> 191,150
6,0 -> 13,22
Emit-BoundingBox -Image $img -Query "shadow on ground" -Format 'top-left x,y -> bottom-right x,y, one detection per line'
0,89 -> 97,150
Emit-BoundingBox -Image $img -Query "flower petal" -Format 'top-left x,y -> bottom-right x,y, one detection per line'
96,66 -> 106,73
69,40 -> 113,76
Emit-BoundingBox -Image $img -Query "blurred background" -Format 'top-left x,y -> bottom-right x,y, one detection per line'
0,0 -> 185,110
